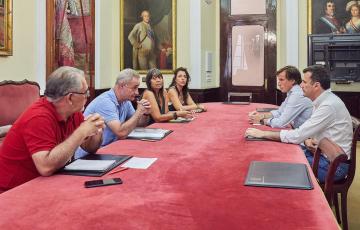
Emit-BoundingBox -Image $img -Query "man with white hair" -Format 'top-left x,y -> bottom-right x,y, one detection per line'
0,66 -> 105,192
75,69 -> 151,158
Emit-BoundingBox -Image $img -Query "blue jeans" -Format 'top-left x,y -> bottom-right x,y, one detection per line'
301,145 -> 349,183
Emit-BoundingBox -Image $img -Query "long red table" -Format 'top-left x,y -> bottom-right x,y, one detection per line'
0,103 -> 339,229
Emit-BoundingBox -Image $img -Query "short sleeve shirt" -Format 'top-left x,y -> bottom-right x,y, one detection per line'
82,89 -> 135,147
0,98 -> 84,191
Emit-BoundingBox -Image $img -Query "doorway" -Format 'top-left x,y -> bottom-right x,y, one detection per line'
220,0 -> 277,104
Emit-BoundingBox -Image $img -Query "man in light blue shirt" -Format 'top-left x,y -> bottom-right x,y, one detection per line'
246,65 -> 352,183
75,69 -> 151,158
249,66 -> 312,128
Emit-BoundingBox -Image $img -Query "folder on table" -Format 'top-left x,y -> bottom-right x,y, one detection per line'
244,161 -> 313,190
256,108 -> 277,112
169,117 -> 194,123
222,101 -> 250,105
127,127 -> 172,140
245,135 -> 269,141
59,153 -> 132,177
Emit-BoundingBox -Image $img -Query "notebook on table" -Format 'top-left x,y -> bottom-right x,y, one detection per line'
59,153 -> 132,177
245,135 -> 269,141
127,127 -> 172,140
244,161 -> 313,190
169,117 -> 194,123
256,108 -> 277,112
222,101 -> 250,105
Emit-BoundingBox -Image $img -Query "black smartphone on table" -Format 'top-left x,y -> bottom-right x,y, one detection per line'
84,178 -> 122,188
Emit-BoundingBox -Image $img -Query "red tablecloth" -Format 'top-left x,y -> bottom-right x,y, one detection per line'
0,103 -> 339,230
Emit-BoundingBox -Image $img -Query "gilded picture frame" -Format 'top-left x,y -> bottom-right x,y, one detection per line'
308,0 -> 358,34
120,0 -> 176,74
0,0 -> 12,56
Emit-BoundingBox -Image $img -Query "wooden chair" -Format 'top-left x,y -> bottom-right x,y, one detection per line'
312,117 -> 360,230
0,80 -> 40,145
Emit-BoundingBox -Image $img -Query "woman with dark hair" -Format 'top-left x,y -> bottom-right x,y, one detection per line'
167,67 -> 206,112
142,68 -> 191,124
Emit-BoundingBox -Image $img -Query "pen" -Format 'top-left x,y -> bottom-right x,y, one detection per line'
140,139 -> 157,142
108,167 -> 129,175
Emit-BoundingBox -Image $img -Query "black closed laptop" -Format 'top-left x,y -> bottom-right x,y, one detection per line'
244,161 -> 313,190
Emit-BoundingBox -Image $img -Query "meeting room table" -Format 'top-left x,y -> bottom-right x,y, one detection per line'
0,103 -> 339,229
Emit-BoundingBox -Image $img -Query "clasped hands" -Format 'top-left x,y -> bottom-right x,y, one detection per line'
248,111 -> 265,125
137,99 -> 151,115
178,107 -> 196,119
179,110 -> 194,119
192,104 -> 207,113
304,138 -> 318,154
81,113 -> 106,137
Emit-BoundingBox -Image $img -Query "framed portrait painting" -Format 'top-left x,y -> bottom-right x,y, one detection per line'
0,0 -> 12,56
120,0 -> 176,74
308,0 -> 360,34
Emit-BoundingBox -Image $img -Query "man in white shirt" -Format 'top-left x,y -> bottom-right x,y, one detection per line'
249,66 -> 312,128
245,65 -> 352,183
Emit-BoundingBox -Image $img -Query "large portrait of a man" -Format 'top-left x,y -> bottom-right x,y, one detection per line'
308,0 -> 360,34
120,0 -> 176,74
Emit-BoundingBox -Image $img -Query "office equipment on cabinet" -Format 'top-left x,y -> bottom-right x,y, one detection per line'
308,34 -> 360,92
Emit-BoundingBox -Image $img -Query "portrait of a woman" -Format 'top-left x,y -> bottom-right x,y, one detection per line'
345,1 -> 360,33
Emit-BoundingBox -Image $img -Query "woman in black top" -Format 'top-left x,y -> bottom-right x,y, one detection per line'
142,68 -> 191,124
167,67 -> 206,112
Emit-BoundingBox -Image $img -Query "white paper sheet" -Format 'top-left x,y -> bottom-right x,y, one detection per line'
64,159 -> 116,171
121,157 -> 157,169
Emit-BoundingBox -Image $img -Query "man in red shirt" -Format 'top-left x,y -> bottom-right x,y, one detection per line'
0,66 -> 105,192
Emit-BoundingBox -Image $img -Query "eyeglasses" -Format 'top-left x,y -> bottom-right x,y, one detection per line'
67,88 -> 90,98
124,84 -> 139,91
151,75 -> 163,80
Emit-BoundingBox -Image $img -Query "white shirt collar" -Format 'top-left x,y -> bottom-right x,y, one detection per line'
312,89 -> 332,108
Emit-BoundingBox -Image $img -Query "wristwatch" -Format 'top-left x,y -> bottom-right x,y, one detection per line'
173,112 -> 178,120
260,118 -> 265,125
257,114 -> 265,125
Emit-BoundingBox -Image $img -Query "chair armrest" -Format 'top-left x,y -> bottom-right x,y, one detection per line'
324,153 -> 348,205
0,125 -> 12,138
313,137 -> 347,205
318,138 -> 345,162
